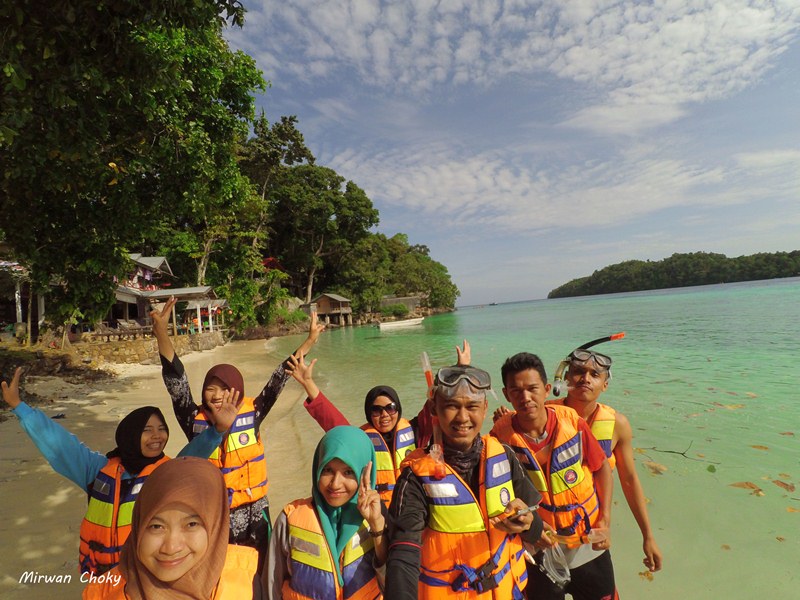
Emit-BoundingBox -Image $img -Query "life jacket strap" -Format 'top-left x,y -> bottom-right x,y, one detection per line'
450,535 -> 510,593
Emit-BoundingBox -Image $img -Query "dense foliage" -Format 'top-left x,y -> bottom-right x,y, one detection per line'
0,1 -> 261,324
548,251 -> 800,298
0,2 -> 459,332
326,233 -> 460,314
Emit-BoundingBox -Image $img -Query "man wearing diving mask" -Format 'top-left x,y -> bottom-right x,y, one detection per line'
550,343 -> 663,575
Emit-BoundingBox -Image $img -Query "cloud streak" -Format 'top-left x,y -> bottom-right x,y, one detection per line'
230,1 -> 800,133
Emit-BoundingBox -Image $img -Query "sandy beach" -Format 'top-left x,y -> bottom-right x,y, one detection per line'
0,340 -> 319,600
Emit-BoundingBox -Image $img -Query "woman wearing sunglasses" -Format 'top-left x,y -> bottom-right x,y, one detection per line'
286,342 -> 473,506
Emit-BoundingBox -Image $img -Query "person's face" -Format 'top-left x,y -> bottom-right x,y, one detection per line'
317,458 -> 359,508
369,395 -> 400,433
502,368 -> 551,425
138,502 -> 209,583
433,390 -> 487,451
140,414 -> 168,457
565,360 -> 609,403
202,376 -> 229,418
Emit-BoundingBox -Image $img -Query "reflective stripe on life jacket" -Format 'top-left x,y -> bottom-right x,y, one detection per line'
547,399 -> 617,470
281,499 -> 380,600
78,455 -> 170,575
361,418 -> 417,505
492,407 -> 600,547
193,396 -> 268,508
81,544 -> 259,600
404,436 -> 528,599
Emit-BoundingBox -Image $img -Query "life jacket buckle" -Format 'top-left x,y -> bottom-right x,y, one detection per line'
450,560 -> 500,593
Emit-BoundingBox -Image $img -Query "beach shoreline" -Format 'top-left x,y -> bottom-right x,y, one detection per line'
0,339 -> 313,600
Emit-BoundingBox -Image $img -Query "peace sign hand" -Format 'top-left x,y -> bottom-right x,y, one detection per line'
151,296 -> 177,333
357,461 -> 384,533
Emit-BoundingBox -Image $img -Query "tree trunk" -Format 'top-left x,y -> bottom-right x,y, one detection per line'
26,290 -> 33,347
304,266 -> 316,304
196,236 -> 217,286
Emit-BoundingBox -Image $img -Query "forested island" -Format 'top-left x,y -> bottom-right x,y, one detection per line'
548,251 -> 800,298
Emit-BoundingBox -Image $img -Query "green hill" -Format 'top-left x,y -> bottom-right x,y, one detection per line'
548,251 -> 800,298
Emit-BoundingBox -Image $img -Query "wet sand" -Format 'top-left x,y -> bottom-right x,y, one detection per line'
0,340 -> 317,599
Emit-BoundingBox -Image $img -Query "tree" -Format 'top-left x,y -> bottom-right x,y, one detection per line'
0,1 -> 263,324
547,250 -> 800,298
268,165 -> 379,303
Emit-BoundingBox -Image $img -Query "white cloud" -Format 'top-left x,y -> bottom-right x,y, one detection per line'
229,1 -> 800,133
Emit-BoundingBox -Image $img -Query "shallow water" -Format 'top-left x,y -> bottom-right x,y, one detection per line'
2,277 -> 797,598
265,277 -> 800,597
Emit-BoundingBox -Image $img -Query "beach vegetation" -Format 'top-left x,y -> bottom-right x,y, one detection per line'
548,251 -> 800,298
381,304 -> 410,319
0,2 -> 460,336
0,1 -> 263,325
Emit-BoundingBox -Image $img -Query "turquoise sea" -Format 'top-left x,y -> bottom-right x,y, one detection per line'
263,277 -> 800,598
3,277 -> 797,599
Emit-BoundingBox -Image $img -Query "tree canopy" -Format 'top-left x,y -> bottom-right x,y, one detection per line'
0,1 -> 263,323
0,2 -> 460,331
548,251 -> 800,298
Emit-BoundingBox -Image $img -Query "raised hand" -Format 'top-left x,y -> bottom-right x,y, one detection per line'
1,367 -> 23,409
307,311 -> 325,344
455,339 -> 471,366
208,388 -> 243,433
150,296 -> 177,333
357,461 -> 384,532
493,405 -> 512,422
297,311 -> 326,356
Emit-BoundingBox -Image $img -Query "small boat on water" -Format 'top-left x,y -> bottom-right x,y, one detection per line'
378,317 -> 425,329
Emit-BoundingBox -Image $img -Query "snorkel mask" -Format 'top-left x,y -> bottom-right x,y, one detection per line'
551,332 -> 625,397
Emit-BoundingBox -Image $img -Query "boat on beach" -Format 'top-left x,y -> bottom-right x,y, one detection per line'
377,317 -> 424,329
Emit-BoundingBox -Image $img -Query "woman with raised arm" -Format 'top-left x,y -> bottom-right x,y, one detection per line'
2,367 -> 240,576
151,298 -> 325,572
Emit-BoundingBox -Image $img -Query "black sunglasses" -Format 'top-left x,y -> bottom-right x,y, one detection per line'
370,402 -> 399,416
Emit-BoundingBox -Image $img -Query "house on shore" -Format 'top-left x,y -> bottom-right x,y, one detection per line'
306,293 -> 353,326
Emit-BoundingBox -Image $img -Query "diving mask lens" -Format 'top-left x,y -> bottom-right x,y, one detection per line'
569,349 -> 612,369
435,366 -> 492,390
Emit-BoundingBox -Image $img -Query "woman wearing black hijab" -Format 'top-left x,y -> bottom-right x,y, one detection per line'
1,367 -> 239,576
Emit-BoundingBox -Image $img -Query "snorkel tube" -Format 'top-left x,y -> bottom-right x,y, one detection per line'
421,351 -> 447,478
551,332 -> 625,397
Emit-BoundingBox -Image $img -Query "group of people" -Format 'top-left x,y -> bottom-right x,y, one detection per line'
3,298 -> 662,599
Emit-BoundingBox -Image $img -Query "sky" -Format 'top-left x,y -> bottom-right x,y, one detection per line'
225,1 -> 800,306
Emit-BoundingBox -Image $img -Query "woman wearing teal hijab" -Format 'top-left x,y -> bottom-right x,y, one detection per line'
265,426 -> 387,599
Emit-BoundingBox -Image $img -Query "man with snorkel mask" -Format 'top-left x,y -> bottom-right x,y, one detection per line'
492,352 -> 615,600
385,364 -> 546,599
549,344 -> 663,575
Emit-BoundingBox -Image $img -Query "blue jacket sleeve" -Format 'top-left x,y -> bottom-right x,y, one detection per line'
12,402 -> 108,491
177,426 -> 224,458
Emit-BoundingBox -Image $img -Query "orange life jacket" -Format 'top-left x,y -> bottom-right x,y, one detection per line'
78,455 -> 170,575
81,544 -> 259,599
492,406 -> 600,547
281,498 -> 381,600
361,418 -> 417,505
547,400 -> 617,470
403,435 -> 528,599
193,396 -> 268,508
